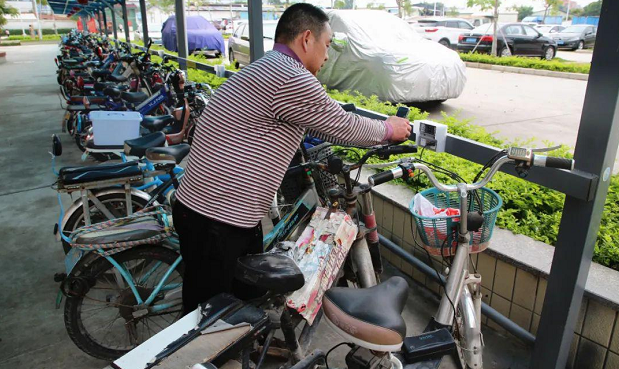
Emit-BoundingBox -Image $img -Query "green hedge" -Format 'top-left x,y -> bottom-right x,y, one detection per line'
8,34 -> 61,41
0,40 -> 21,46
6,28 -> 72,36
133,44 -> 619,270
460,52 -> 591,74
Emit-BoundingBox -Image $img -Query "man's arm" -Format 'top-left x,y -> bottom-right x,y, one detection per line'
272,72 -> 391,147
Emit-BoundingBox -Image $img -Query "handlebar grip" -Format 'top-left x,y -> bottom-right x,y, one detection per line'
368,170 -> 396,187
534,155 -> 575,170
385,145 -> 418,155
396,106 -> 409,118
341,103 -> 356,112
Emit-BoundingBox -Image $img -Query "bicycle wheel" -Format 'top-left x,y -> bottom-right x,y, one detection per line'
61,192 -> 150,254
64,245 -> 184,361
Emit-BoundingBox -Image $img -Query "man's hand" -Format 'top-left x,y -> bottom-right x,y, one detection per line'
386,116 -> 412,142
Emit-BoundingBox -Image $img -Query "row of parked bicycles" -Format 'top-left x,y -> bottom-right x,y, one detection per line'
50,30 -> 576,369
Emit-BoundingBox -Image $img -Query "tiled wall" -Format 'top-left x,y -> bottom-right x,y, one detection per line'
373,193 -> 619,369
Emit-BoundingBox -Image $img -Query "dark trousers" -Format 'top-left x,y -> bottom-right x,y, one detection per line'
173,200 -> 263,315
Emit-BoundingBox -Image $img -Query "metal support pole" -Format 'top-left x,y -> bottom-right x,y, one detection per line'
111,6 -> 118,40
174,0 -> 189,70
139,0 -> 149,45
98,11 -> 103,34
81,16 -> 88,33
531,1 -> 619,368
121,0 -> 130,41
247,0 -> 264,62
103,9 -> 109,37
31,0 -> 43,40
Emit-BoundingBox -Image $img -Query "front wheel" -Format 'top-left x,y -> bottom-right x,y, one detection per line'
453,286 -> 483,369
64,246 -> 184,361
543,46 -> 555,61
575,40 -> 584,51
439,39 -> 450,48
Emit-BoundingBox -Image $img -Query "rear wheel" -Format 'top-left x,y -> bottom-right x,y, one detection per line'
439,39 -> 450,48
61,193 -> 151,254
576,40 -> 584,50
499,46 -> 512,57
64,246 -> 184,361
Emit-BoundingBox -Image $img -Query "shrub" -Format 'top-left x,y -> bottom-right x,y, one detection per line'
459,52 -> 591,74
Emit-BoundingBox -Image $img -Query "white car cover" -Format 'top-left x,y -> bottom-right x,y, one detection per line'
317,10 -> 467,103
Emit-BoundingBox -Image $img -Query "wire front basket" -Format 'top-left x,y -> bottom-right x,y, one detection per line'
409,187 -> 502,257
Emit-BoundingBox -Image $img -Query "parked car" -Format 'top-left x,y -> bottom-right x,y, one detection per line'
535,24 -> 565,36
410,17 -> 474,49
135,23 -> 163,45
457,23 -> 557,60
162,16 -> 225,57
317,10 -> 466,103
551,25 -> 596,51
228,20 -> 277,68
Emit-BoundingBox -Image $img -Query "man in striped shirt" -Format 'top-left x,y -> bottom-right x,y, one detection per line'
174,3 -> 412,314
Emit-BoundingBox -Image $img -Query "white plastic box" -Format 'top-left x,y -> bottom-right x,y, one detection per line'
89,111 -> 142,146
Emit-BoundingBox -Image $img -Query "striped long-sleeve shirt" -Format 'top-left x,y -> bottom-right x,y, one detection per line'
176,48 -> 389,228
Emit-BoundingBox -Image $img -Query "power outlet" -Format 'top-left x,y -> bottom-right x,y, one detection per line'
413,120 -> 447,152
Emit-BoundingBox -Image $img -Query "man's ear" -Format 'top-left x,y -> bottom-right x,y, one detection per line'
300,30 -> 312,53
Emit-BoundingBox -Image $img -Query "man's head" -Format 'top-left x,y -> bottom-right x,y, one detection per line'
275,3 -> 332,75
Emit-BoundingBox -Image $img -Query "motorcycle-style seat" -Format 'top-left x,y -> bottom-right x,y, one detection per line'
146,144 -> 191,164
103,87 -> 122,99
323,277 -> 409,352
124,132 -> 167,158
59,161 -> 142,185
85,60 -> 101,68
121,91 -> 149,104
66,103 -> 105,112
92,69 -> 111,79
95,82 -> 128,92
235,254 -> 305,294
108,73 -> 128,83
141,115 -> 174,132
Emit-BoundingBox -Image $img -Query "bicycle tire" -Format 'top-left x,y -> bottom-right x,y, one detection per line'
61,193 -> 150,254
64,245 -> 184,361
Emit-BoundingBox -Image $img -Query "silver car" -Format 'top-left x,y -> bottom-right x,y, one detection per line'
228,20 -> 277,68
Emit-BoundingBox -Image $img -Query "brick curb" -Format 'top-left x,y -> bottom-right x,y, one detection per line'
465,61 -> 589,81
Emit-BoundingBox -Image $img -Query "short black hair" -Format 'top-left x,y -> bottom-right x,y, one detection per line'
274,3 -> 329,44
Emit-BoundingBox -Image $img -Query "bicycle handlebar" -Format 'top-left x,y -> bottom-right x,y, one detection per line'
368,149 -> 575,191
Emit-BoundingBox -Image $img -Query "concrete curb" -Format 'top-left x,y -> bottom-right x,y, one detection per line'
0,52 -> 5,64
465,61 -> 589,81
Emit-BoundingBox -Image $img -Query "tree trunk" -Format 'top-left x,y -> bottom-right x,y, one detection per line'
543,5 -> 549,23
491,0 -> 498,56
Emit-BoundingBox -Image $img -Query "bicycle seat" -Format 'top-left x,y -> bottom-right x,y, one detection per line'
121,91 -> 149,104
59,161 -> 142,185
92,68 -> 111,79
323,277 -> 408,352
141,115 -> 174,132
235,254 -> 305,294
85,60 -> 101,68
66,103 -> 105,112
146,144 -> 191,164
124,132 -> 167,158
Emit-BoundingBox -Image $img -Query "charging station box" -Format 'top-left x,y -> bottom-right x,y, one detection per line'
90,111 -> 142,146
413,120 -> 447,152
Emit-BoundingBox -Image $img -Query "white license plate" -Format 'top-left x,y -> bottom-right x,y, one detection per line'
557,40 -> 564,45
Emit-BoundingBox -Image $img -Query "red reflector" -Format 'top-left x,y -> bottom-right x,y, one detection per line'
481,35 -> 493,42
425,28 -> 438,33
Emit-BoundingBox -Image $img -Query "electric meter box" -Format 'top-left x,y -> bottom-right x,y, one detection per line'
413,120 -> 447,152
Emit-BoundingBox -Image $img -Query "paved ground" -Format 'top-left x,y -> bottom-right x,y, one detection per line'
556,49 -> 593,63
0,43 -> 531,369
421,66 -> 619,169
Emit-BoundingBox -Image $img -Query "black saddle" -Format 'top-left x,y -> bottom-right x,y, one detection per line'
103,87 -> 122,99
108,73 -> 128,83
59,161 -> 142,185
235,254 -> 305,294
323,277 -> 409,350
92,68 -> 111,79
141,115 -> 174,132
66,104 -> 104,112
121,91 -> 149,104
124,132 -> 167,158
85,60 -> 101,68
146,144 -> 191,164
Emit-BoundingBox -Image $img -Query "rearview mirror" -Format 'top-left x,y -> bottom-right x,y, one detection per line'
52,134 -> 63,157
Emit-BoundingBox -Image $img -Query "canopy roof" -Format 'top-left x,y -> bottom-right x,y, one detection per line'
47,0 -> 122,18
